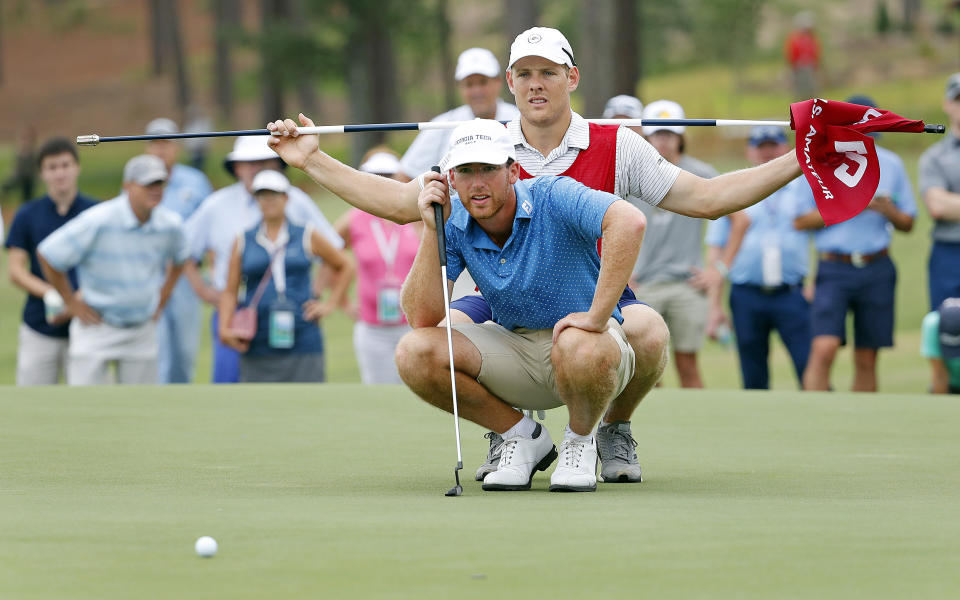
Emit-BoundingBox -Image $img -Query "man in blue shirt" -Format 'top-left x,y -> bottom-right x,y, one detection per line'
143,118 -> 214,384
38,155 -> 187,386
4,138 -> 98,385
396,120 -> 645,493
704,126 -> 812,389
792,95 -> 916,392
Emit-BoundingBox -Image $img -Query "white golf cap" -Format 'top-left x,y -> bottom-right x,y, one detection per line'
439,119 -> 515,172
641,99 -> 686,136
223,135 -> 282,176
251,170 -> 290,194
455,48 -> 500,81
508,27 -> 575,70
603,95 -> 644,119
123,154 -> 168,185
359,152 -> 402,175
145,117 -> 179,136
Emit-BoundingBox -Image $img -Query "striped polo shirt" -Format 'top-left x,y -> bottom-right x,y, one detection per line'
38,195 -> 188,327
507,111 -> 680,205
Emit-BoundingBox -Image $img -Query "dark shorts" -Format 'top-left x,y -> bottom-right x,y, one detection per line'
811,256 -> 896,348
929,240 -> 960,311
449,286 -> 644,324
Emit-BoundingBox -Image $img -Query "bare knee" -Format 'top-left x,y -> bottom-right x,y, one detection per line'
809,337 -> 840,365
395,330 -> 444,385
622,305 -> 670,360
551,327 -> 618,376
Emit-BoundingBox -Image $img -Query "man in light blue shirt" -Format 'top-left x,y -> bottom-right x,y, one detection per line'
396,120 -> 645,493
37,155 -> 187,385
792,95 -> 916,392
184,135 -> 342,383
704,126 -> 813,389
144,118 -> 214,384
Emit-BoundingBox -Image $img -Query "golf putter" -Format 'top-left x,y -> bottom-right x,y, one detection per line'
429,166 -> 464,497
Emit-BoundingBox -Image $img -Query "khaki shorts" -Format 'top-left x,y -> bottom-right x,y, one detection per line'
636,281 -> 707,353
452,318 -> 635,411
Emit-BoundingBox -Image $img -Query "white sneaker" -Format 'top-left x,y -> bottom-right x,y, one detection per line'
549,434 -> 598,492
481,423 -> 557,491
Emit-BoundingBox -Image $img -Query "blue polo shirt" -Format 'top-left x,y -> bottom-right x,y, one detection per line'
161,163 -> 213,220
4,193 -> 99,337
704,178 -> 812,286
790,145 -> 916,254
444,176 -> 619,331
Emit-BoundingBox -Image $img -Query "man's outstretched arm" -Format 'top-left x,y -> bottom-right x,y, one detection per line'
267,114 -> 443,224
660,152 -> 802,219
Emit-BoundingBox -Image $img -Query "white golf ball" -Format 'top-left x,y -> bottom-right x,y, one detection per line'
195,536 -> 218,558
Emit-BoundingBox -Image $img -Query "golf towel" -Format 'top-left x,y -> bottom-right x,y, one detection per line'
790,99 -> 925,226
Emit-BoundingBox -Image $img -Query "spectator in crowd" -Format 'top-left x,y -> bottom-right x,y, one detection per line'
183,104 -> 213,171
918,73 -> 960,310
703,126 -> 812,389
5,138 -> 98,385
793,95 -> 916,392
784,11 -> 820,99
399,47 -> 520,181
631,99 -> 718,388
37,155 -> 186,385
1,125 -> 37,203
219,171 -> 353,383
602,95 -> 644,128
184,136 -> 342,383
922,298 -> 960,394
143,118 -> 214,384
334,149 -> 422,384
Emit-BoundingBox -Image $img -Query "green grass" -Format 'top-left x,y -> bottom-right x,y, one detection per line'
1,385 -> 958,598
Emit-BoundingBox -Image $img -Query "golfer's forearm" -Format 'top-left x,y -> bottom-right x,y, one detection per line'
703,152 -> 801,219
593,205 -> 645,320
924,189 -> 960,221
400,231 -> 446,327
302,151 -> 420,224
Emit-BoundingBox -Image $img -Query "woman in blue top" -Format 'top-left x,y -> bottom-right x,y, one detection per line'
219,170 -> 353,382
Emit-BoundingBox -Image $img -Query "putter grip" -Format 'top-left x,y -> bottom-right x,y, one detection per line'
430,166 -> 447,267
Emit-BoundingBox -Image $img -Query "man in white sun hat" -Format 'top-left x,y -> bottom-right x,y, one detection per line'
267,27 -> 802,487
399,47 -> 520,181
396,119 -> 646,492
183,135 -> 342,383
631,99 -> 719,389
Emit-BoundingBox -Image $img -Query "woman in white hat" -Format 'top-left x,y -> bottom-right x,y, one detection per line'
219,170 -> 353,382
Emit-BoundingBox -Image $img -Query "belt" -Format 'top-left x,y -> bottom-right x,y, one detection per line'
735,282 -> 802,295
819,248 -> 888,268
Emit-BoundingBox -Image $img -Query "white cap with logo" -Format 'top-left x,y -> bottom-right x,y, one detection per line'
508,27 -> 575,70
439,119 -> 516,172
251,170 -> 290,194
455,48 -> 500,81
641,99 -> 686,136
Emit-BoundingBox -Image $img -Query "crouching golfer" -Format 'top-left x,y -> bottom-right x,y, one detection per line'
396,120 -> 645,492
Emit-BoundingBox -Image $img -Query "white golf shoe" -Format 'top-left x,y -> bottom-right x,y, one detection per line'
549,434 -> 599,492
481,423 -> 557,491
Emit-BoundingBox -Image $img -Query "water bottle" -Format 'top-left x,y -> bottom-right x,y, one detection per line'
715,322 -> 733,349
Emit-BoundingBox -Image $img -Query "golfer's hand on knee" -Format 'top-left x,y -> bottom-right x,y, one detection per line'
417,171 -> 450,229
267,113 -> 318,170
552,311 -> 609,344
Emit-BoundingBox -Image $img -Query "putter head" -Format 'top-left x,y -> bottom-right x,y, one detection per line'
444,463 -> 463,496
76,134 -> 100,146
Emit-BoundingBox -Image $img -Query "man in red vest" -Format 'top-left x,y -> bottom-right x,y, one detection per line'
267,28 -> 802,486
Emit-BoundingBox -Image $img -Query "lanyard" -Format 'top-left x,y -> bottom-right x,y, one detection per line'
370,219 -> 401,277
255,224 -> 289,296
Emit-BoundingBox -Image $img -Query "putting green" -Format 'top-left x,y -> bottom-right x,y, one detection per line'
1,385 -> 957,599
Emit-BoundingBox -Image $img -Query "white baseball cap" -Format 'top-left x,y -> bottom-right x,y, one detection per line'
508,27 -> 575,70
603,95 -> 644,119
145,117 -> 179,136
123,154 -> 168,185
359,152 -> 402,175
251,170 -> 290,194
439,119 -> 516,172
641,99 -> 686,136
223,135 -> 282,176
455,48 -> 500,81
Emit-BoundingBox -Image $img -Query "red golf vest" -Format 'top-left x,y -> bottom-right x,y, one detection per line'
516,123 -> 619,255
